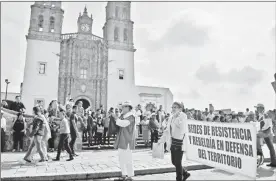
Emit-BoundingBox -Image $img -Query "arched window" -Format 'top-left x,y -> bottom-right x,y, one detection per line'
38,15 -> 44,31
49,16 -> 55,32
115,6 -> 119,18
114,27 -> 119,41
123,28 -> 128,41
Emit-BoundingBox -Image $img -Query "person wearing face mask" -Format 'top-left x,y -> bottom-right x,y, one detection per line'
158,102 -> 190,181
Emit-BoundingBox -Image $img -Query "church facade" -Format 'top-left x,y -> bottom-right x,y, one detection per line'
21,1 -> 173,113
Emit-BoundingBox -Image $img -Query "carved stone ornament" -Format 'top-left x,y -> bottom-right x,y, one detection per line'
81,84 -> 86,93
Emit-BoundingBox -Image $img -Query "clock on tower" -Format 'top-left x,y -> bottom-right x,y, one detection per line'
77,6 -> 93,34
81,24 -> 90,32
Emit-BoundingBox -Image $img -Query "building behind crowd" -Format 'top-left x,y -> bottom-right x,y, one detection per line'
20,1 -> 173,113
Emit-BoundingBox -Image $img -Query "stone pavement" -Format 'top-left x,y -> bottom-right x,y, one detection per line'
1,145 -> 274,181
96,165 -> 276,180
1,149 -> 211,181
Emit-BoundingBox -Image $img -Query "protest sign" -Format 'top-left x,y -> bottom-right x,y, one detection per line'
185,120 -> 257,179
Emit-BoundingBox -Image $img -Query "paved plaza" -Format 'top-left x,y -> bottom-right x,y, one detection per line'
96,165 -> 276,180
1,149 -> 210,181
1,145 -> 274,181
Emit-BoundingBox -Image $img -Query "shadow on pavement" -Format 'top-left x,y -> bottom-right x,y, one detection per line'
210,169 -> 235,176
257,167 -> 275,178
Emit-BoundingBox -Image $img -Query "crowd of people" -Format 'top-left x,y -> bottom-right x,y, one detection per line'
1,96 -> 276,155
1,95 -> 276,180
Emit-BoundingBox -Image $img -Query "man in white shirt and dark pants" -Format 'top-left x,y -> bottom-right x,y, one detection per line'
159,102 -> 191,181
255,103 -> 276,167
53,108 -> 74,161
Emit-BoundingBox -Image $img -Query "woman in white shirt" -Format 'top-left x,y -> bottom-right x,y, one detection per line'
158,102 -> 190,181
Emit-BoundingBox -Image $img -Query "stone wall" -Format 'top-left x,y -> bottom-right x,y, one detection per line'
1,108 -> 82,152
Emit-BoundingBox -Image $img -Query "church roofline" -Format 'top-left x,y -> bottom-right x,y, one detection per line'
136,85 -> 170,90
61,32 -> 103,41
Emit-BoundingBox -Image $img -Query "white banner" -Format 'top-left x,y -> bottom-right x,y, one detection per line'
185,120 -> 257,179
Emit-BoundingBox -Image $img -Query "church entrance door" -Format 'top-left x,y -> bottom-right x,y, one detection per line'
75,99 -> 90,110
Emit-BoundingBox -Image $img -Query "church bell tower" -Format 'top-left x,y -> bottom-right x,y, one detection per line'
22,1 -> 64,113
103,2 -> 137,109
77,6 -> 93,34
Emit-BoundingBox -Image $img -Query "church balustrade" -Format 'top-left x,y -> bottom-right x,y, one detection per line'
61,33 -> 78,40
61,33 -> 104,43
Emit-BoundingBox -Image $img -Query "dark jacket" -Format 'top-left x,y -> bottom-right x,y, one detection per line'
69,112 -> 78,137
11,102 -> 25,112
30,116 -> 45,136
13,119 -> 25,133
114,114 -> 136,150
87,115 -> 96,130
148,119 -> 159,131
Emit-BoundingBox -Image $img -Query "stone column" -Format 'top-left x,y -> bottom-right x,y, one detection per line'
93,80 -> 97,111
96,80 -> 101,109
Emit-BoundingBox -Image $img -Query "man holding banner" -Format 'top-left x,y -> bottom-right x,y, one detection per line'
255,103 -> 276,167
158,102 -> 190,181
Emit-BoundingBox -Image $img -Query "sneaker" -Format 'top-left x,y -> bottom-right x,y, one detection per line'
125,177 -> 133,181
266,163 -> 276,167
19,149 -> 23,152
12,149 -> 16,152
66,157 -> 74,161
183,172 -> 191,181
23,158 -> 31,163
98,145 -> 101,149
257,155 -> 264,167
52,158 -> 60,161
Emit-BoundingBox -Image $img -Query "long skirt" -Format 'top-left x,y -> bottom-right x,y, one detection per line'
142,126 -> 149,141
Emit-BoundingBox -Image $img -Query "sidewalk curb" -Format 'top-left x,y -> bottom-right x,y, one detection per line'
1,158 -> 271,181
1,163 -> 213,181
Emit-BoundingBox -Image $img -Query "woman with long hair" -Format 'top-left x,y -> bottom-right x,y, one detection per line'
47,100 -> 58,117
158,102 -> 190,181
87,112 -> 97,146
24,106 -> 46,163
41,109 -> 51,160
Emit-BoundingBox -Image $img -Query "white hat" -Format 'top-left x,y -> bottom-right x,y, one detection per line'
122,101 -> 132,108
151,112 -> 157,117
122,101 -> 131,106
255,103 -> 264,108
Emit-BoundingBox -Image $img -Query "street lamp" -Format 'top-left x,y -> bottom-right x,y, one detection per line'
5,79 -> 10,100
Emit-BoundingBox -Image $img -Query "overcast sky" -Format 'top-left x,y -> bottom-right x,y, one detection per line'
1,1 -> 275,112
